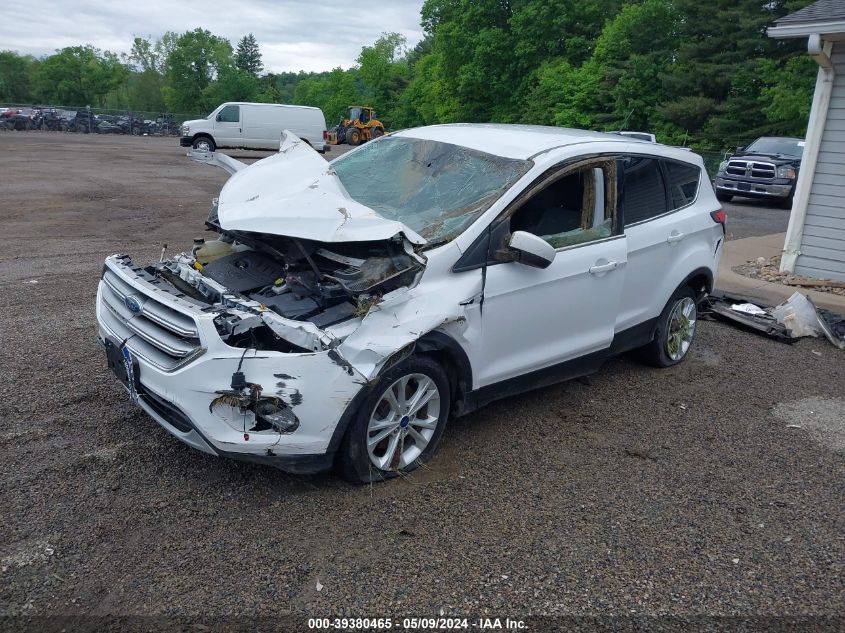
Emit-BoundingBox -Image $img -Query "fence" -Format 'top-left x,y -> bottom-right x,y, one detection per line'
0,103 -> 203,136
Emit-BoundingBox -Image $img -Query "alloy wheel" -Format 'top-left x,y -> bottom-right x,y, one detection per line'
367,373 -> 441,471
666,297 -> 697,361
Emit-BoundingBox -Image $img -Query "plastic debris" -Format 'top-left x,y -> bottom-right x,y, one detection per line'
771,292 -> 819,337
729,302 -> 766,316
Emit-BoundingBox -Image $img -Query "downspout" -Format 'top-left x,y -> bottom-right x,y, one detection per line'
780,34 -> 835,273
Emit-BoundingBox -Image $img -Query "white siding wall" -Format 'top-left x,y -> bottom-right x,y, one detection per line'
796,42 -> 845,281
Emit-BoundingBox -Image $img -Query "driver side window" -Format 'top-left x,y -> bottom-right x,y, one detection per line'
509,161 -> 617,249
217,105 -> 240,123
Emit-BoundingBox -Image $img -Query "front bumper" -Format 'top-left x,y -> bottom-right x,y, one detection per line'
95,256 -> 367,473
714,176 -> 793,199
179,136 -> 192,147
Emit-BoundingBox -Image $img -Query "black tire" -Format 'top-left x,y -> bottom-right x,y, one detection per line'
192,136 -> 215,151
778,190 -> 795,209
346,127 -> 361,146
340,355 -> 451,483
371,126 -> 384,139
715,191 -> 732,202
635,286 -> 699,368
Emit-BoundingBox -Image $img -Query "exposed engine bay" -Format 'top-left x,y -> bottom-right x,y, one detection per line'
148,224 -> 426,351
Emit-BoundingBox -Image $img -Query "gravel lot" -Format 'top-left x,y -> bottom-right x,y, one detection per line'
0,134 -> 842,627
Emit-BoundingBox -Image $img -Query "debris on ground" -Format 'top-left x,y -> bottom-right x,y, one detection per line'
703,291 -> 845,349
732,255 -> 845,296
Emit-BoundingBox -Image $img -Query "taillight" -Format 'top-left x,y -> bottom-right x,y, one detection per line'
710,209 -> 727,225
323,130 -> 328,140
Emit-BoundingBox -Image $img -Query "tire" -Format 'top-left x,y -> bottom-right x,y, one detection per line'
715,191 -> 732,202
346,127 -> 361,146
371,127 -> 384,139
192,136 -> 215,151
340,356 -> 451,483
778,190 -> 795,210
636,287 -> 698,368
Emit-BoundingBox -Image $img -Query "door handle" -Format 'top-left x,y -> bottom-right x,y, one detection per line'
589,260 -> 618,274
667,231 -> 686,244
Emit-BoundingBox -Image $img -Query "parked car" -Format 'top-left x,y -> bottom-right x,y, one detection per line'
179,102 -> 328,153
67,109 -> 97,133
7,107 -> 38,130
97,125 -> 724,481
714,136 -> 804,207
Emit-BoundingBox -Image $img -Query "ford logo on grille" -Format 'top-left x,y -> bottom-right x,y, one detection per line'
124,295 -> 143,315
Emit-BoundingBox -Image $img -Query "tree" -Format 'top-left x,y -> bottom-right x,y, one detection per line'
235,33 -> 263,75
33,46 -> 127,106
203,67 -> 260,105
0,51 -> 37,102
357,33 -> 410,125
163,28 -> 233,112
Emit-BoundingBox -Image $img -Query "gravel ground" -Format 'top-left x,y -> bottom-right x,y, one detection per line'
0,134 -> 843,626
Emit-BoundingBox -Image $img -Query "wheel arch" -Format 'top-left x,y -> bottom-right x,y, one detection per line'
191,132 -> 215,146
678,266 -> 714,301
414,330 -> 473,417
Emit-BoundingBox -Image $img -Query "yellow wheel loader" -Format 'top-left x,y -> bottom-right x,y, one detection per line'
327,106 -> 386,146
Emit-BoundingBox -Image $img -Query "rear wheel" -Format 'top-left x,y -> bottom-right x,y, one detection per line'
636,287 -> 698,368
192,136 -> 215,151
340,356 -> 450,483
346,127 -> 362,146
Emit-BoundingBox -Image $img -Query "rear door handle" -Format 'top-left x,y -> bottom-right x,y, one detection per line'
667,231 -> 686,244
589,260 -> 618,274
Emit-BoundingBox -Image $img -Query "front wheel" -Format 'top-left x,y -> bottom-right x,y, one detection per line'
340,356 -> 450,483
192,136 -> 215,151
715,191 -> 733,202
636,287 -> 698,368
346,128 -> 361,146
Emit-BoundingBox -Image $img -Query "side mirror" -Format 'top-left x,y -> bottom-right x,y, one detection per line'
736,146 -> 745,153
508,231 -> 556,269
215,113 -> 223,122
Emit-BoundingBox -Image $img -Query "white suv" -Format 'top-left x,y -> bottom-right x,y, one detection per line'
96,124 -> 725,482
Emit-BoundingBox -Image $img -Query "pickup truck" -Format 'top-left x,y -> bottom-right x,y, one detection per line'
714,136 -> 804,208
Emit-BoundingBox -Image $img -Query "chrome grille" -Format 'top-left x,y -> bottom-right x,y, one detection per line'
726,160 -> 776,179
99,269 -> 202,370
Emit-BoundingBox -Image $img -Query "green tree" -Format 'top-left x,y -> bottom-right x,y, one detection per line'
357,33 -> 410,125
33,46 -> 127,106
0,51 -> 37,102
203,67 -> 261,105
163,28 -> 233,113
235,33 -> 263,75
294,67 -> 362,124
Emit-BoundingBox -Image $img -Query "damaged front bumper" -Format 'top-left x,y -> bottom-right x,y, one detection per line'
95,255 -> 369,473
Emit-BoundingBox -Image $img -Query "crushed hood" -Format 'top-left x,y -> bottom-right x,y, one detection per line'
216,131 -> 426,245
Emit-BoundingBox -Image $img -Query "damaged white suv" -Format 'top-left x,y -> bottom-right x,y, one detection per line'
96,124 -> 725,481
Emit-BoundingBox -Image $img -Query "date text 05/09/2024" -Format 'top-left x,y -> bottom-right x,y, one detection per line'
307,617 -> 527,630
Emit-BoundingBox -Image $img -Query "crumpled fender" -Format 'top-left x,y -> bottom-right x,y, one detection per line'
214,131 -> 426,245
338,272 -> 483,380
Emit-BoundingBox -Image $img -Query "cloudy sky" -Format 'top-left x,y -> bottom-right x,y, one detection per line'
2,0 -> 426,73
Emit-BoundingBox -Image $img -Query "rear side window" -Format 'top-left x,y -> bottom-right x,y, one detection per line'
620,157 -> 667,226
663,159 -> 701,209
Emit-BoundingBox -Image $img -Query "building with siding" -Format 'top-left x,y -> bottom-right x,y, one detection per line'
769,0 -> 845,282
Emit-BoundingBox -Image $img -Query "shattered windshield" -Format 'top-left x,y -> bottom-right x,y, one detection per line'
745,137 -> 804,158
332,136 -> 533,244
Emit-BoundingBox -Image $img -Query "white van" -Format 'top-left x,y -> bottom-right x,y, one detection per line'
179,102 -> 328,153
